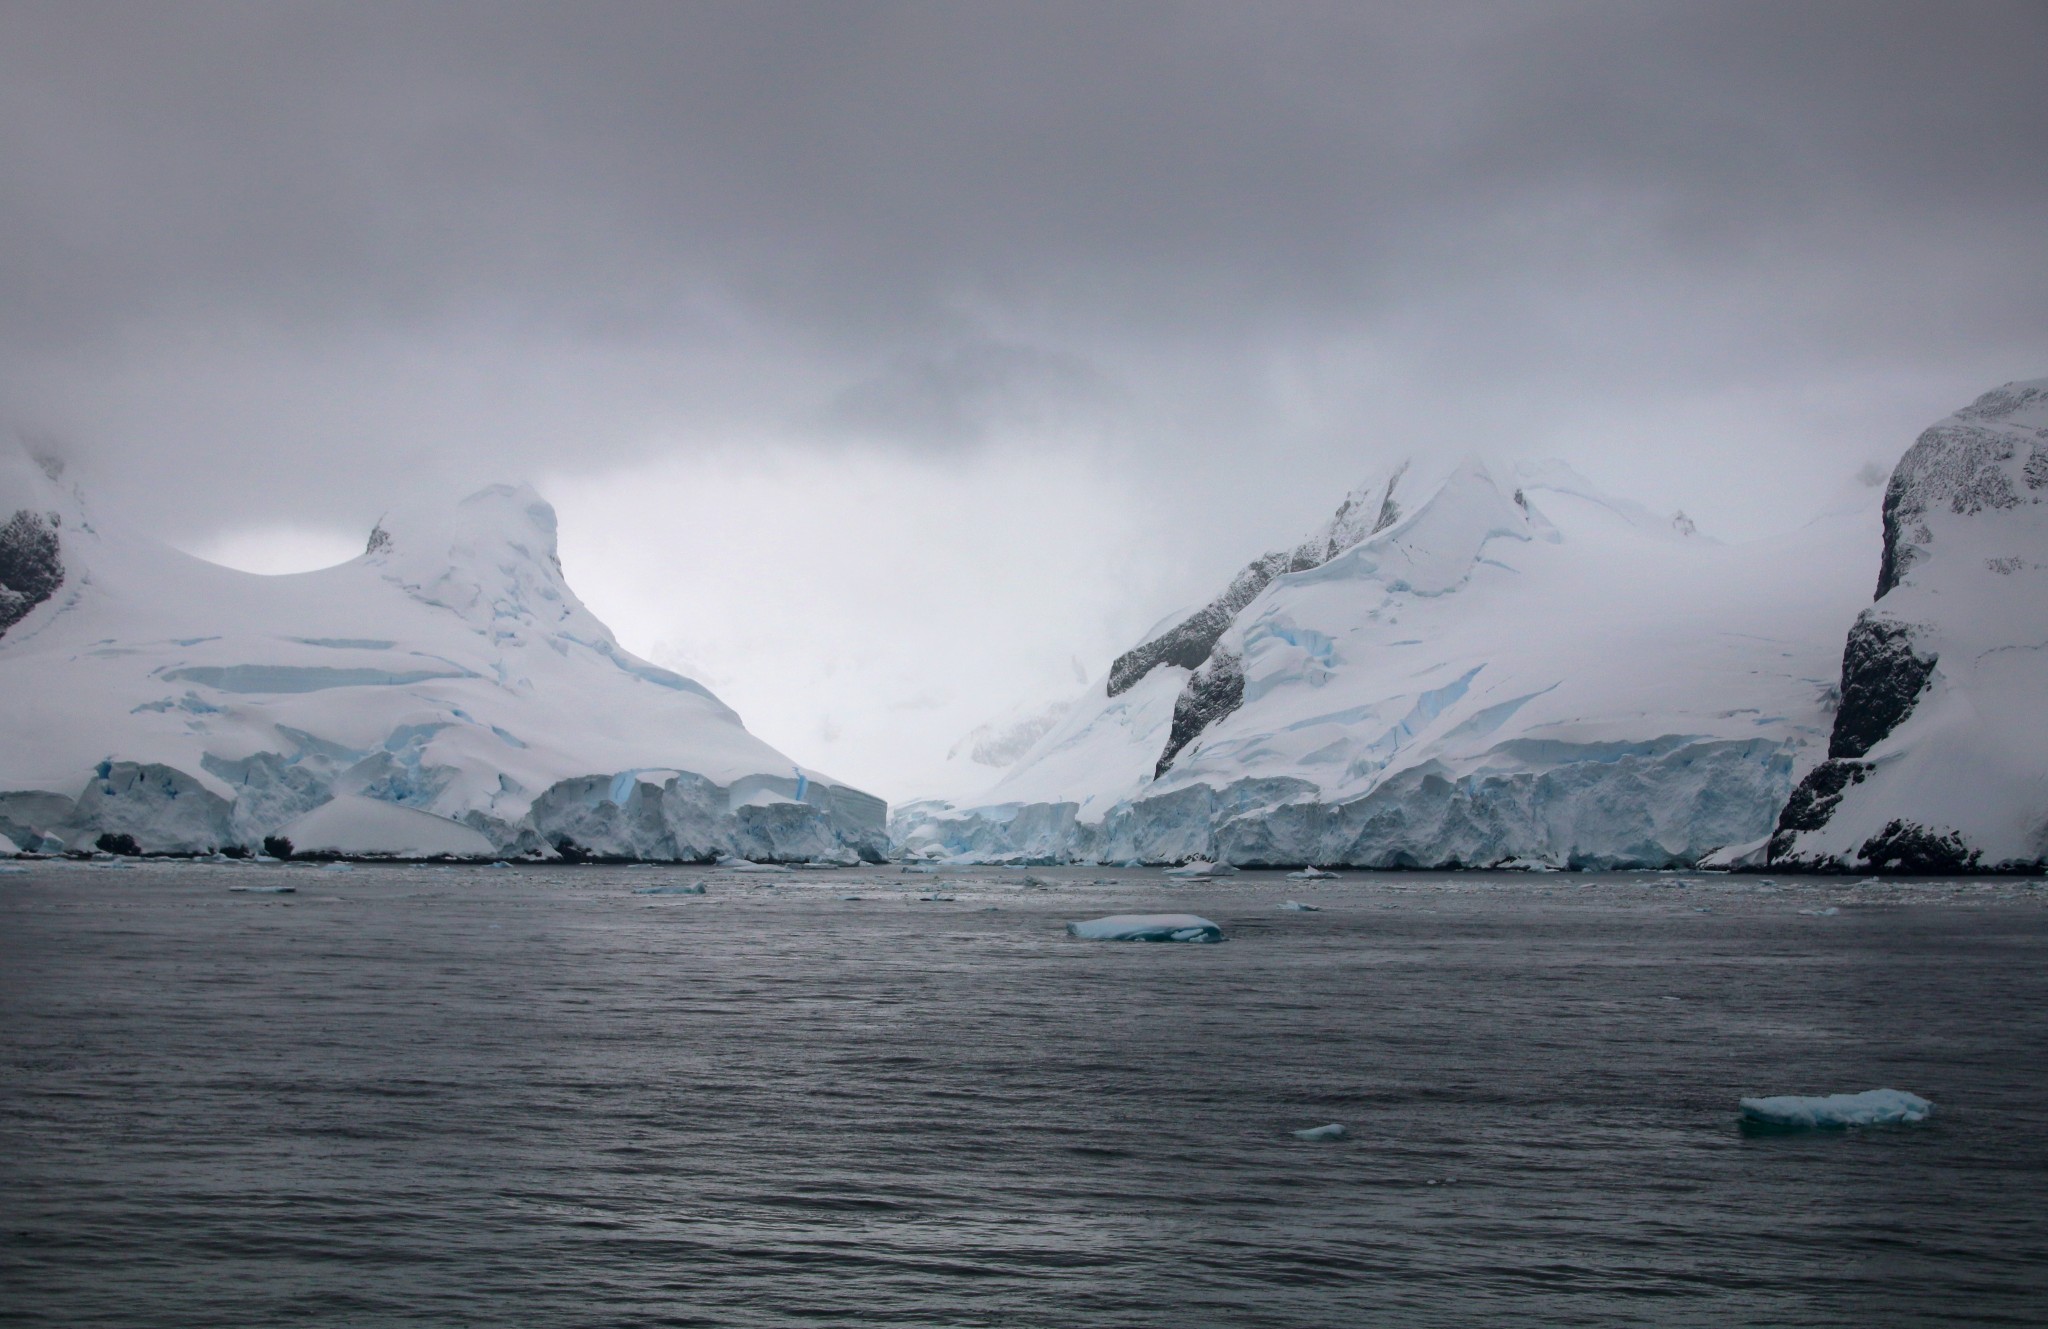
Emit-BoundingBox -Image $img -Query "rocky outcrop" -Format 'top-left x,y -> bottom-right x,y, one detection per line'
1771,378 -> 2048,872
0,508 -> 62,637
1156,646 -> 1244,776
1107,549 -> 1307,697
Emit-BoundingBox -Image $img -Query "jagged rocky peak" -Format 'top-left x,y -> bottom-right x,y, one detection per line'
1772,376 -> 2048,872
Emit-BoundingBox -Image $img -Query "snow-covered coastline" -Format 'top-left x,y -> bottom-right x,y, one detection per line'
894,453 -> 1883,870
0,446 -> 886,862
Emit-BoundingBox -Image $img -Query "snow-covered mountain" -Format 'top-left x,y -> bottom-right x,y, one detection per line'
0,444 -> 884,860
1770,379 -> 2048,872
895,454 -> 1880,868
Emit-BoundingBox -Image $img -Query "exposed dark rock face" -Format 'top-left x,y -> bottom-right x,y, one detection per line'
0,508 -> 63,637
365,523 -> 392,555
1769,613 -> 1933,856
1776,759 -> 1870,832
1156,648 -> 1244,777
1858,820 -> 1981,873
1108,549 -> 1309,697
1828,616 -> 1937,759
1769,759 -> 1869,859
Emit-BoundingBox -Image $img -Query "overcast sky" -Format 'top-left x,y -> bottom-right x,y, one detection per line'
4,1 -> 2045,799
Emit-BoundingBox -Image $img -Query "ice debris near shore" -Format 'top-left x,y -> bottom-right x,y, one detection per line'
896,453 -> 1877,870
0,447 -> 885,862
1065,914 -> 1225,943
1290,1123 -> 1348,1141
1739,1088 -> 1933,1129
1279,900 -> 1321,912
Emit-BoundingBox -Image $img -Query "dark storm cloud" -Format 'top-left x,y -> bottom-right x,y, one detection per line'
1,0 -> 2044,535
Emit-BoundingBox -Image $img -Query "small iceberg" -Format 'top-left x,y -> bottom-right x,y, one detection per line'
1285,867 -> 1338,881
1164,861 -> 1237,878
901,863 -> 942,875
229,884 -> 296,894
1066,914 -> 1225,943
1798,906 -> 1841,917
633,883 -> 706,895
1738,1088 -> 1933,1130
716,856 -> 790,873
1291,1123 -> 1348,1141
320,862 -> 354,873
1280,900 -> 1321,912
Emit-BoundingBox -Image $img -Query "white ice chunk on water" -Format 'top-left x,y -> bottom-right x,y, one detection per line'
1164,861 -> 1237,878
901,863 -> 942,874
1280,900 -> 1321,911
633,883 -> 706,895
1291,1123 -> 1348,1141
1738,1088 -> 1933,1129
320,862 -> 354,872
1066,914 -> 1225,943
1286,867 -> 1338,880
716,856 -> 790,873
1798,906 -> 1841,917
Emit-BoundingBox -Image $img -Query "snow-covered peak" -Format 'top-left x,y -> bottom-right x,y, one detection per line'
365,483 -> 576,633
1876,376 -> 2048,599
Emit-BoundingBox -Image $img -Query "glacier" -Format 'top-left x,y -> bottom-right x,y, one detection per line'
1770,379 -> 2048,873
0,444 -> 884,860
897,454 -> 1878,869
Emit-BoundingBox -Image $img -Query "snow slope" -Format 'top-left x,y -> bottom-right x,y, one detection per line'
897,456 -> 1879,868
1770,379 -> 2048,872
0,447 -> 885,859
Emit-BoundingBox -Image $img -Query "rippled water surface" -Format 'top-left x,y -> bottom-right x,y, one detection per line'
4,863 -> 2046,1326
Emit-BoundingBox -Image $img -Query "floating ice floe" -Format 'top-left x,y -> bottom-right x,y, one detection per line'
715,856 -> 790,873
633,883 -> 706,895
320,862 -> 354,872
1164,861 -> 1237,878
1280,900 -> 1321,912
1285,867 -> 1339,880
1798,906 -> 1841,917
1739,1088 -> 1933,1129
901,863 -> 943,874
1066,914 -> 1225,943
1290,1123 -> 1348,1141
229,884 -> 296,894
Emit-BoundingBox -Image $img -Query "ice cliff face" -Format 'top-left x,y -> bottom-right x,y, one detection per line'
897,456 -> 1878,868
0,450 -> 884,860
1771,379 -> 2048,872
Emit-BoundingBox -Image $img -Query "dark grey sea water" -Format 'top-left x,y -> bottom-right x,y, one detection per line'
3,863 -> 2046,1327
